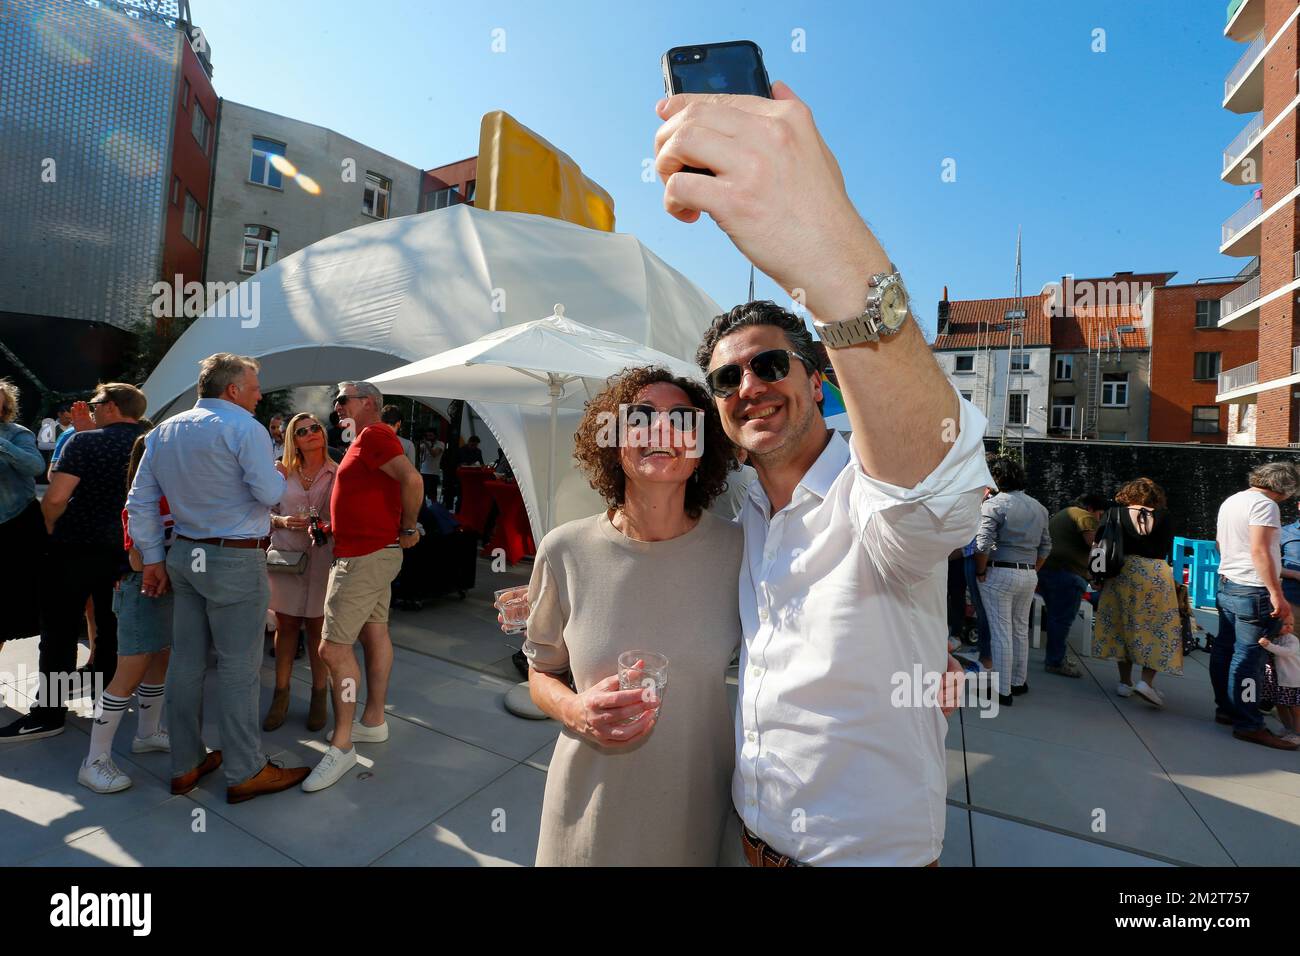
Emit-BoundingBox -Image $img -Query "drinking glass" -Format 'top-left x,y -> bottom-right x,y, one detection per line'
617,650 -> 669,709
494,586 -> 530,635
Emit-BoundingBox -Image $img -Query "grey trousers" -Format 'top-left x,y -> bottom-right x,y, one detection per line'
165,543 -> 270,788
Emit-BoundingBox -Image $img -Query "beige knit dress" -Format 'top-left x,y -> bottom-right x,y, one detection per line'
524,509 -> 743,866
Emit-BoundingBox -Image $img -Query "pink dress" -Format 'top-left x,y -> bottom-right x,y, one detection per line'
269,458 -> 337,619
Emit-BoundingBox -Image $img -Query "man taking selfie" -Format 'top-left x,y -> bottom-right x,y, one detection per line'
656,81 -> 993,865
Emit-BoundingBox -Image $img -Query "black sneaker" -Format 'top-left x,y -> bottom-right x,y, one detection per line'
1011,683 -> 1029,696
0,711 -> 66,743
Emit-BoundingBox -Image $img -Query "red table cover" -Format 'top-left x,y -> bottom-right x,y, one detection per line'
483,479 -> 536,565
455,466 -> 495,533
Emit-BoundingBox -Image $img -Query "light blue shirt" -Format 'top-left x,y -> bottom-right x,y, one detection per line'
126,398 -> 285,564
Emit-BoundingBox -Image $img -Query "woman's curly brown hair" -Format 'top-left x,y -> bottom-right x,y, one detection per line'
573,366 -> 737,518
1114,477 -> 1166,509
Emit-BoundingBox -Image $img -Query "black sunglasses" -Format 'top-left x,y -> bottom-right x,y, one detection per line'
86,399 -> 109,408
332,394 -> 353,406
294,423 -> 323,438
622,403 -> 705,434
705,348 -> 814,398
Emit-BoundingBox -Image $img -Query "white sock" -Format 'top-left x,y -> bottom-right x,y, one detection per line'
87,692 -> 130,761
136,683 -> 165,738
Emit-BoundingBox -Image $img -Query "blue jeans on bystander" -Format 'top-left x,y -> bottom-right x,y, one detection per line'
1212,575 -> 1280,732
1037,568 -> 1088,668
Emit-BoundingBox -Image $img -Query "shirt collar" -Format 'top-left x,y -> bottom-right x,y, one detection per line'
195,397 -> 252,417
743,428 -> 847,516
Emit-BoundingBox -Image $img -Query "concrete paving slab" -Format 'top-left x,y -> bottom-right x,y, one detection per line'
1171,774 -> 1300,866
940,804 -> 973,867
373,763 -> 546,867
970,810 -> 1173,867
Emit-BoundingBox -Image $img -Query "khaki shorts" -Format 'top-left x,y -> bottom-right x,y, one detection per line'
322,547 -> 404,646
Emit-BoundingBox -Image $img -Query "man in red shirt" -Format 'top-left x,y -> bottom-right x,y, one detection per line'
303,380 -> 424,793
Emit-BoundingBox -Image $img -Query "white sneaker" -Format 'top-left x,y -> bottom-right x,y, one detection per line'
1117,683 -> 1134,698
301,745 -> 356,792
78,752 -> 132,794
327,719 -> 389,744
131,730 -> 171,753
1134,680 -> 1164,708
1281,731 -> 1300,745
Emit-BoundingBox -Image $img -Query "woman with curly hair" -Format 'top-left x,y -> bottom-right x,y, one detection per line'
518,365 -> 742,866
1094,477 -> 1182,706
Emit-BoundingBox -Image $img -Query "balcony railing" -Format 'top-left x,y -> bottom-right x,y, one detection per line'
1295,249 -> 1300,279
1220,272 -> 1260,317
1222,194 -> 1262,245
1219,360 -> 1259,394
1294,345 -> 1300,375
1225,32 -> 1265,100
1223,113 -> 1263,171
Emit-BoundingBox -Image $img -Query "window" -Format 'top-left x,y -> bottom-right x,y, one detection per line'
249,137 -> 286,188
241,225 -> 279,274
465,179 -> 476,202
953,354 -> 974,373
362,172 -> 392,218
1050,398 -> 1074,431
1192,405 -> 1221,434
423,186 -> 461,211
1196,299 -> 1221,329
959,390 -> 973,402
1010,353 -> 1030,372
191,104 -> 211,153
1101,372 -> 1129,407
182,77 -> 191,110
1007,392 -> 1028,426
1193,352 -> 1222,381
182,193 -> 203,247
1054,354 -> 1073,381
171,175 -> 181,206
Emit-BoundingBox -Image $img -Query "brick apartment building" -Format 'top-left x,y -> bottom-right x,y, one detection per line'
934,270 -> 1257,444
1215,0 -> 1300,446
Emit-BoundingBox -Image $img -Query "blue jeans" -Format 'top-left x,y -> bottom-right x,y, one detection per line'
964,555 -> 991,660
1037,568 -> 1088,668
1212,576 -> 1279,732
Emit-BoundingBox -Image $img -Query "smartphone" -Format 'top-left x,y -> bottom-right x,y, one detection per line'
661,40 -> 773,98
661,41 -> 772,177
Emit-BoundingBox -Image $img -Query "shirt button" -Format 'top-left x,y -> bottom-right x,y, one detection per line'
758,607 -> 769,622
746,798 -> 756,807
751,666 -> 762,678
746,731 -> 757,743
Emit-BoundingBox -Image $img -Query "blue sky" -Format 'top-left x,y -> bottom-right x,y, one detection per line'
191,0 -> 1249,336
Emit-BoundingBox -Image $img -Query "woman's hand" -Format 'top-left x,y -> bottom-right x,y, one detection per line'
276,515 -> 311,531
560,675 -> 659,748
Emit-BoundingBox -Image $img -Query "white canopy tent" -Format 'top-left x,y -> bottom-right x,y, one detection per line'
140,204 -> 723,536
369,308 -> 703,536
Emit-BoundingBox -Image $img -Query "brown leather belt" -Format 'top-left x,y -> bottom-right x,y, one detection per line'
741,824 -> 940,867
741,826 -> 803,868
177,535 -> 271,550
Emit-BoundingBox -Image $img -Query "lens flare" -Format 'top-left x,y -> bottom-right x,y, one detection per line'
100,129 -> 162,178
269,154 -> 299,177
295,174 -> 321,195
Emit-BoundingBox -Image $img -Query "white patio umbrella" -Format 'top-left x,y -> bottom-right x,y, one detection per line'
368,305 -> 703,534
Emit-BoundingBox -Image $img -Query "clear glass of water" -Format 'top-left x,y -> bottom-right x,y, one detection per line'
617,650 -> 669,709
494,586 -> 529,635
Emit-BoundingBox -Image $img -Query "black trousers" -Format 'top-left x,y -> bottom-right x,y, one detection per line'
421,473 -> 440,503
34,541 -> 121,716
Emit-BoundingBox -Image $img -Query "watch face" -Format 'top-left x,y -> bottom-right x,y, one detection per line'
879,281 -> 909,330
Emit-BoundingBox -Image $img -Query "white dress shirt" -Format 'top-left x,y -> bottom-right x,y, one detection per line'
733,395 -> 991,865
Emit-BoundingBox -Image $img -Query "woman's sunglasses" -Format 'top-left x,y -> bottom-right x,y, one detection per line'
622,403 -> 704,434
705,348 -> 815,398
294,422 -> 323,438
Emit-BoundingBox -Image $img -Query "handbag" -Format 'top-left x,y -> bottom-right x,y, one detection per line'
1089,506 -> 1126,583
266,548 -> 307,574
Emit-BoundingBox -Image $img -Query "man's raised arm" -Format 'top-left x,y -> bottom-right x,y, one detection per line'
654,81 -> 960,488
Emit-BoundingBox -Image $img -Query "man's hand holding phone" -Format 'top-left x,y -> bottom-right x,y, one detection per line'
652,82 -> 879,324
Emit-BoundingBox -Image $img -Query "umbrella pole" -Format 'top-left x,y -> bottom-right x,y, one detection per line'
546,380 -> 561,533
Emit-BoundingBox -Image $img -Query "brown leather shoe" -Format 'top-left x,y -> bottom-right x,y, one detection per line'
1233,727 -> 1300,750
171,750 -> 223,795
226,760 -> 311,804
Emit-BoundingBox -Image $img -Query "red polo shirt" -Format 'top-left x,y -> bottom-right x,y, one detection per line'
331,424 -> 404,558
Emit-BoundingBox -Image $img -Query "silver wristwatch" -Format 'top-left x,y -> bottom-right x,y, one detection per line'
813,270 -> 910,347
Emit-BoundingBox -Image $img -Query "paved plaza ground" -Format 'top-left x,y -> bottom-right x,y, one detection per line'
0,558 -> 1297,867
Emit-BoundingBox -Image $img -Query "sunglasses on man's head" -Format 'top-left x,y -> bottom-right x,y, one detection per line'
705,348 -> 814,398
294,423 -> 323,438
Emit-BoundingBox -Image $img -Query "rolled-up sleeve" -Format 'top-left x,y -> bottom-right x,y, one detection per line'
522,543 -> 570,675
975,496 -> 1004,555
851,393 -> 995,585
